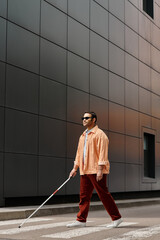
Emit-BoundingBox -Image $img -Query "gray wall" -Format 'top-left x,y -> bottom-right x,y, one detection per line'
0,0 -> 160,206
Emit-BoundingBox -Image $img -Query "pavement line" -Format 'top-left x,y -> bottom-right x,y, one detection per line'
42,222 -> 137,239
103,224 -> 160,240
0,221 -> 73,235
0,218 -> 52,226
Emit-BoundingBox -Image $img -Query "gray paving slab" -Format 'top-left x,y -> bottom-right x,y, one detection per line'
0,198 -> 160,221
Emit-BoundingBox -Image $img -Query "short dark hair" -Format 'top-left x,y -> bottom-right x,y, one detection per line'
84,111 -> 97,123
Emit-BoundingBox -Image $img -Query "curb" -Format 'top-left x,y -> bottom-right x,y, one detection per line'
0,198 -> 160,221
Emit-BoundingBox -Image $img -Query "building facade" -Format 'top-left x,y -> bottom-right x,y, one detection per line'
0,0 -> 160,206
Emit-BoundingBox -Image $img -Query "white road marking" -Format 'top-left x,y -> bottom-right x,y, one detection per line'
103,224 -> 160,240
42,222 -> 137,239
0,221 -> 73,235
0,217 -> 52,226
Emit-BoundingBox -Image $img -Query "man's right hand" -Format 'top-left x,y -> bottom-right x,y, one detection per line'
69,168 -> 77,178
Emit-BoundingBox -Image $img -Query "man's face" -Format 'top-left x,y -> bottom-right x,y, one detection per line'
82,113 -> 95,129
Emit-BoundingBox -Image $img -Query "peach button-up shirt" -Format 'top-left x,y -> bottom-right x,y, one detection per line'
74,125 -> 110,175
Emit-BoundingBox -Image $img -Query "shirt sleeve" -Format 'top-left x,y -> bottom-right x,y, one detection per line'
74,136 -> 81,167
97,134 -> 109,167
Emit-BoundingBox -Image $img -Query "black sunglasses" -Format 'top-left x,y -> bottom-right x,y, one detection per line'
81,117 -> 92,120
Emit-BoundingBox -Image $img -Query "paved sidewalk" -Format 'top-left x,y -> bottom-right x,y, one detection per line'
0,197 -> 160,221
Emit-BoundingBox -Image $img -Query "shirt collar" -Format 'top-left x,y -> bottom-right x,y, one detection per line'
82,125 -> 98,136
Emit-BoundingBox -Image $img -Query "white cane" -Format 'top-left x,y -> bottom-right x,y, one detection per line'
18,177 -> 71,228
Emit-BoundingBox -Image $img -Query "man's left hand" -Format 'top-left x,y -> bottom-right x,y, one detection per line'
96,170 -> 103,181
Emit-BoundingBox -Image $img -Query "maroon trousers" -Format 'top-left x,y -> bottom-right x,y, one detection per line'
77,174 -> 121,222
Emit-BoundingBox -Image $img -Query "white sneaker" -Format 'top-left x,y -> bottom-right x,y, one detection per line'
107,218 -> 123,228
66,220 -> 86,228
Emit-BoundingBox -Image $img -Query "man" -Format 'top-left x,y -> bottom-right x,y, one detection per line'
67,111 -> 122,228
